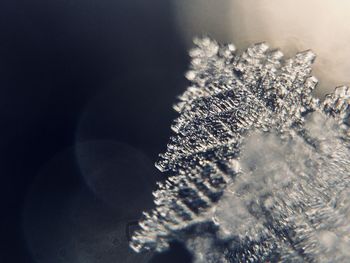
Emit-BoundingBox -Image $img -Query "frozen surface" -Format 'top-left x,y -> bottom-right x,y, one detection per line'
130,37 -> 350,262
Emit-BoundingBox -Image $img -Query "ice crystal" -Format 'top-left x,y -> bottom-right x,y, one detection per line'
130,37 -> 350,262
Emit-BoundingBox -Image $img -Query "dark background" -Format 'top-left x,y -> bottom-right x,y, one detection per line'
0,0 -> 193,262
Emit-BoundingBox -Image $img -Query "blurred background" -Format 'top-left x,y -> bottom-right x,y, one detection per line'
1,0 -> 349,262
0,0 -> 190,262
175,0 -> 350,95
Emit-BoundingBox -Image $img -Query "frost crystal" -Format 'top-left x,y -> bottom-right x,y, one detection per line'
130,37 -> 350,262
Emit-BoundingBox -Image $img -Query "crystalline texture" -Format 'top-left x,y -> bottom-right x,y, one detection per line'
130,37 -> 350,262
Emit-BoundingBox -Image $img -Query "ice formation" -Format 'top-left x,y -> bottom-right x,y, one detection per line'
130,37 -> 350,262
